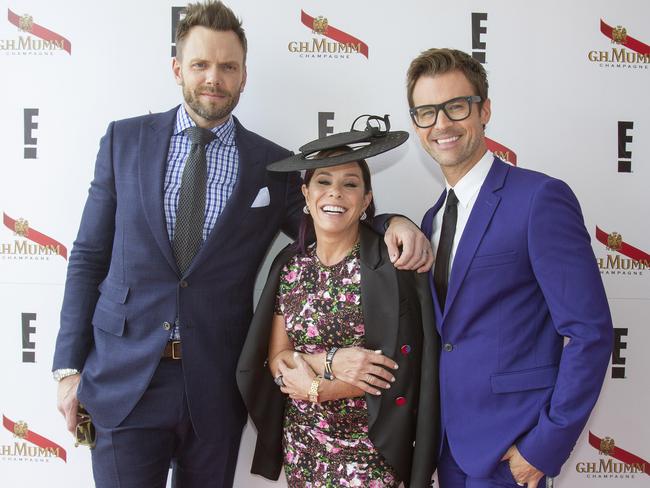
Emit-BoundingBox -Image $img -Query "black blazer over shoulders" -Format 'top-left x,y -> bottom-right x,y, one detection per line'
236,225 -> 440,487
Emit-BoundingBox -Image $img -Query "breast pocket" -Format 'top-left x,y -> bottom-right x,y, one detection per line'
470,250 -> 517,269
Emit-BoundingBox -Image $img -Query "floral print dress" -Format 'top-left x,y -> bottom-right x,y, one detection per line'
275,243 -> 398,487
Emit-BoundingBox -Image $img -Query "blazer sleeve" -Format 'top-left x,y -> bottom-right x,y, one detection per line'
53,122 -> 118,371
517,178 -> 613,476
236,247 -> 295,480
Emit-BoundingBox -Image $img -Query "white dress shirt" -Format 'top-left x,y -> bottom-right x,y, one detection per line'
431,151 -> 494,280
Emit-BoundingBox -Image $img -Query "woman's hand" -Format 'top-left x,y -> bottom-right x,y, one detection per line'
331,347 -> 397,395
278,353 -> 316,401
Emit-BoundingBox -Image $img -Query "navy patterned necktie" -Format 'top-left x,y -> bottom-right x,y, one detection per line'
173,126 -> 216,275
433,189 -> 458,311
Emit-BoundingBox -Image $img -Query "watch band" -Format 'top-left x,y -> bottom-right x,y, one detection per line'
324,347 -> 339,380
308,375 -> 322,403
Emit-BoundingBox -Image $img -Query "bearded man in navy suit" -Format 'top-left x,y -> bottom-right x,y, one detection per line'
52,2 -> 431,486
407,48 -> 612,488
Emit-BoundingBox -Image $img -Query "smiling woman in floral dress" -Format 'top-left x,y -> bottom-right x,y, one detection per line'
237,120 -> 439,487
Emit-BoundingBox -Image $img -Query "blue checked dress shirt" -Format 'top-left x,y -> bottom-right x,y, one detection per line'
163,106 -> 239,339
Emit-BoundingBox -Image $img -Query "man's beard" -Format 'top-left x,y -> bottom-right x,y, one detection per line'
183,84 -> 241,122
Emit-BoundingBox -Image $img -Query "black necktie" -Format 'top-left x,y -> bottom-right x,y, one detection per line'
433,189 -> 458,310
173,126 -> 215,275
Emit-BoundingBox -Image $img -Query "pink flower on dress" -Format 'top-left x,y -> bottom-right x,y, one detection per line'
369,480 -> 383,488
314,431 -> 327,444
317,419 -> 329,429
285,450 -> 294,463
285,270 -> 298,283
307,325 -> 318,338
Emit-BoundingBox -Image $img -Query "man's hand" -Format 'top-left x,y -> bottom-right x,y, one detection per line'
56,374 -> 81,434
384,216 -> 433,273
501,445 -> 545,487
331,347 -> 397,395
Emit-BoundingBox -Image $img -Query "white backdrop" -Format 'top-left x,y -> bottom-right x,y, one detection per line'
1,0 -> 648,486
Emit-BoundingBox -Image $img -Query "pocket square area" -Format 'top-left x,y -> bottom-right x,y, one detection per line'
251,186 -> 270,208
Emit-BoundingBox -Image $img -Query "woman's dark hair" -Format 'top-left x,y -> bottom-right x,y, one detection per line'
296,147 -> 375,253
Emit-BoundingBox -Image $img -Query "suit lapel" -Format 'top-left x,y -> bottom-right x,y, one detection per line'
358,226 -> 399,432
139,107 -> 178,274
187,117 -> 263,272
443,158 -> 508,319
425,190 -> 447,325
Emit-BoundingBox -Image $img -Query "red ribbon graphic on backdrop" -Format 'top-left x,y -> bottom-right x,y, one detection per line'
300,10 -> 369,58
589,432 -> 649,475
485,137 -> 517,166
2,415 -> 67,462
3,212 -> 68,260
7,8 -> 71,54
595,226 -> 650,263
600,19 -> 649,55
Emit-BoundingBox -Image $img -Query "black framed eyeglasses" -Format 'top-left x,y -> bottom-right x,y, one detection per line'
409,96 -> 482,128
75,405 -> 96,449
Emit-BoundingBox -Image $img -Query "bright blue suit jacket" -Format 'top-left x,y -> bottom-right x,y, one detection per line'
421,157 -> 612,477
53,106 -> 304,441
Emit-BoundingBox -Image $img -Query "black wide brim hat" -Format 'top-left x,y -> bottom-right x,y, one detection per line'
267,114 -> 409,172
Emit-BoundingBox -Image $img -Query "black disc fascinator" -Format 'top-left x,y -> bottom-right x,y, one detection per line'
267,114 -> 409,172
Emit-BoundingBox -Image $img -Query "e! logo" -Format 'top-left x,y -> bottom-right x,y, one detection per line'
471,13 -> 488,64
318,112 -> 335,139
618,121 -> 633,173
612,327 -> 628,378
171,7 -> 186,57
22,313 -> 37,363
24,108 -> 39,159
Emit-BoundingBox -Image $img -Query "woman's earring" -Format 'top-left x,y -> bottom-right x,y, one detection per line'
360,211 -> 367,221
303,205 -> 310,215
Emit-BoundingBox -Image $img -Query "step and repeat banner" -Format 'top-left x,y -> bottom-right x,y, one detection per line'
1,0 -> 648,486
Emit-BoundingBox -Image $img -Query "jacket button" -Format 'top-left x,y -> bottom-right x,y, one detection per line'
180,280 -> 188,288
400,344 -> 412,355
444,343 -> 454,352
163,321 -> 172,331
395,396 -> 407,406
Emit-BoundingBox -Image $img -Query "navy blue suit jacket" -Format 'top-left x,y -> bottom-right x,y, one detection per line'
421,157 -> 612,477
53,106 -> 303,441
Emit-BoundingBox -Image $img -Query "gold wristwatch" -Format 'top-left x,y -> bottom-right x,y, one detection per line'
308,375 -> 322,403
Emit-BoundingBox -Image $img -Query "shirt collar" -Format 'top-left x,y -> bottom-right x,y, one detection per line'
173,105 -> 236,146
446,151 -> 493,208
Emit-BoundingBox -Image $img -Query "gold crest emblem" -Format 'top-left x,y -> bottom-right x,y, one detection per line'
312,16 -> 328,35
611,25 -> 627,44
18,14 -> 34,33
607,232 -> 623,251
599,436 -> 615,456
14,218 -> 29,237
13,421 -> 29,439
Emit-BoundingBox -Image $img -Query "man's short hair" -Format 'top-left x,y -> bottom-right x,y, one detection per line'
175,1 -> 247,61
406,48 -> 488,108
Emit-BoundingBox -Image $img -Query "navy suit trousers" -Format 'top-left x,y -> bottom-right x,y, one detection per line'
90,360 -> 242,488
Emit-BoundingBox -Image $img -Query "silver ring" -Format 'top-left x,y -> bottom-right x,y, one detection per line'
274,375 -> 285,387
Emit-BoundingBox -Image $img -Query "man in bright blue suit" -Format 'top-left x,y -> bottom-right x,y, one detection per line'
51,2 -> 431,487
406,48 -> 613,488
